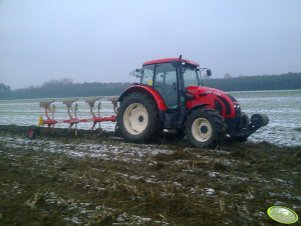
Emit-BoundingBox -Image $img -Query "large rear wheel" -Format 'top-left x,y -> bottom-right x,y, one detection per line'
117,92 -> 161,143
185,108 -> 226,148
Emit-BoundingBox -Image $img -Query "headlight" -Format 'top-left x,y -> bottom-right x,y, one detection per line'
234,104 -> 241,115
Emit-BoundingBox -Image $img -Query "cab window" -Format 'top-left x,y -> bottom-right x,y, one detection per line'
183,64 -> 199,87
141,64 -> 154,86
154,63 -> 177,86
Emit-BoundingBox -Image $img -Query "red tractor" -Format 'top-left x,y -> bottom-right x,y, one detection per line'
117,56 -> 269,148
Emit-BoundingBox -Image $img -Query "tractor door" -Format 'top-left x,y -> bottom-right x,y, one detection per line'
154,63 -> 178,108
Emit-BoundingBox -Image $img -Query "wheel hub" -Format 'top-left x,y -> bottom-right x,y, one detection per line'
138,115 -> 144,123
200,125 -> 208,133
191,118 -> 213,142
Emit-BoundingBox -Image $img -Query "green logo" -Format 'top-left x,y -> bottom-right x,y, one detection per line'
267,206 -> 298,224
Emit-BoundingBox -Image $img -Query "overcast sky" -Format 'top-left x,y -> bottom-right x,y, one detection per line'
0,0 -> 301,89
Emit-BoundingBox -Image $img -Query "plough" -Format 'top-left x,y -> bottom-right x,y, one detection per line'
34,97 -> 118,137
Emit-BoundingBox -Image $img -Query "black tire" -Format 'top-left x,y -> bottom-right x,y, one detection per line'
117,92 -> 162,143
185,108 -> 226,148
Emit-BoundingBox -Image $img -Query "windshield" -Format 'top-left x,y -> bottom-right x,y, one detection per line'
183,64 -> 199,87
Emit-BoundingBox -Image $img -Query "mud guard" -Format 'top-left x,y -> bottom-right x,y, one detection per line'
118,85 -> 168,111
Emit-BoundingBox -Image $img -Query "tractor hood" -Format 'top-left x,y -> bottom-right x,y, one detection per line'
186,86 -> 226,96
186,86 -> 227,98
185,85 -> 269,138
185,85 -> 239,118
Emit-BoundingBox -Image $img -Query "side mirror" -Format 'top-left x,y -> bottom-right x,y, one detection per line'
206,69 -> 212,76
129,69 -> 142,78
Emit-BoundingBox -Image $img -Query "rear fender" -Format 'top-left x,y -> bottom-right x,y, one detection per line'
118,85 -> 168,111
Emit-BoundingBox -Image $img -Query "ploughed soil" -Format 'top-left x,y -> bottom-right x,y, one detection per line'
0,125 -> 300,226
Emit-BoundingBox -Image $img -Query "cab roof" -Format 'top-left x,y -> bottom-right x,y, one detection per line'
143,58 -> 200,67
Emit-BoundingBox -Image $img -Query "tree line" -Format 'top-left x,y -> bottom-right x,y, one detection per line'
0,72 -> 300,100
204,72 -> 301,91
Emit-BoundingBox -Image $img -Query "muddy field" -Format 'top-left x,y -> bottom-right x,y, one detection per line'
0,125 -> 300,225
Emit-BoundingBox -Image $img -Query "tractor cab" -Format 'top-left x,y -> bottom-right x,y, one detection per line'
139,57 -> 210,109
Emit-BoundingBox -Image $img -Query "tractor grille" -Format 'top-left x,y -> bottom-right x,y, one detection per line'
214,100 -> 223,114
217,96 -> 231,115
227,94 -> 238,102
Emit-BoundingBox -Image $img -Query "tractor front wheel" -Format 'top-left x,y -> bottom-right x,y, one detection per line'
117,92 -> 161,143
185,108 -> 226,148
